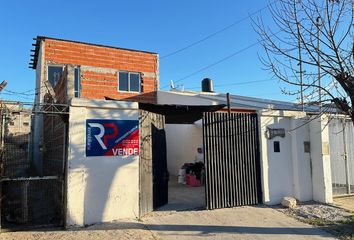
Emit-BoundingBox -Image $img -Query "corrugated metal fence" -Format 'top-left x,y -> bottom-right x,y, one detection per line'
329,119 -> 354,195
203,112 -> 262,210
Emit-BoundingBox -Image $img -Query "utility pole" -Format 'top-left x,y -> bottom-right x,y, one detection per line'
297,22 -> 304,111
316,17 -> 322,109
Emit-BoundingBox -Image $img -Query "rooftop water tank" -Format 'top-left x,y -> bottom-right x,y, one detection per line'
201,78 -> 214,92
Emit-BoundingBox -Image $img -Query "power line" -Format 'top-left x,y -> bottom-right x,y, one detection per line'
161,29 -> 282,90
186,78 -> 275,89
161,40 -> 262,89
160,0 -> 278,59
2,85 -> 48,96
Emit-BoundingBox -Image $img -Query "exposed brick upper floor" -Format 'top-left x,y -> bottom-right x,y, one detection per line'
31,36 -> 159,104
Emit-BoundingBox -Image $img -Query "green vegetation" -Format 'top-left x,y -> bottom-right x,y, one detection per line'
299,215 -> 354,240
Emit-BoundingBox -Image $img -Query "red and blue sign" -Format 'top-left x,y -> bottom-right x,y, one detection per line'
86,119 -> 139,157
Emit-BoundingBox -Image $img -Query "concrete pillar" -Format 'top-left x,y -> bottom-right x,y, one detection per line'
290,117 -> 312,202
66,65 -> 75,101
310,116 -> 333,203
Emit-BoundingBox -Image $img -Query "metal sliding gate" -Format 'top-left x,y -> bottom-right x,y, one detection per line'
203,112 -> 262,210
329,118 -> 354,196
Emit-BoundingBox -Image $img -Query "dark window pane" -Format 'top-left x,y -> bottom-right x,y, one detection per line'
74,68 -> 80,98
48,66 -> 63,86
119,72 -> 129,91
130,73 -> 140,92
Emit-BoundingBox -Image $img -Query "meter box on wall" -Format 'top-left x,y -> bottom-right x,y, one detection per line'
86,119 -> 139,157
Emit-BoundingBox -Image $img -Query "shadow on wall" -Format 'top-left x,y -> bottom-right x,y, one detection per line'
67,110 -> 140,226
265,116 -> 294,205
106,91 -> 158,104
263,113 -> 312,205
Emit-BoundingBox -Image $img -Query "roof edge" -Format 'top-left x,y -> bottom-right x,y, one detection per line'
29,35 -> 158,69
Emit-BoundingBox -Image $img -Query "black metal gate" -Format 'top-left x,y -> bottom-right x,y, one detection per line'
152,125 -> 168,209
203,112 -> 262,210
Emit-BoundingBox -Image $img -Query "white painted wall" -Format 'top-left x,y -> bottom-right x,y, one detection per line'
310,116 -> 333,203
260,115 -> 293,204
157,91 -> 219,105
165,122 -> 203,176
260,111 -> 313,205
66,99 -> 140,227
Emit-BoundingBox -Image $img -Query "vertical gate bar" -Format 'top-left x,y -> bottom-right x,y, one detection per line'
244,113 -> 251,205
229,113 -> 236,207
232,113 -> 238,206
248,114 -> 255,204
207,112 -> 212,209
215,113 -> 224,208
243,114 -> 250,205
237,113 -> 244,206
244,114 -> 251,205
223,113 -> 229,208
254,114 -> 263,203
210,112 -> 215,209
241,113 -> 248,206
204,112 -> 209,209
202,113 -> 208,209
253,114 -> 261,203
249,114 -> 256,204
225,113 -> 231,207
222,113 -> 227,207
206,112 -> 212,210
233,113 -> 241,206
222,113 -> 229,208
247,114 -> 254,204
219,113 -> 225,208
249,115 -> 257,204
215,113 -> 220,208
211,112 -> 216,210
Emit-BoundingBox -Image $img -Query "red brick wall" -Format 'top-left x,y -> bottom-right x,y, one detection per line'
43,39 -> 158,103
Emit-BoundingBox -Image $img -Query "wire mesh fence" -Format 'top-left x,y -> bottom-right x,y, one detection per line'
1,178 -> 63,228
0,102 -> 68,230
2,134 -> 31,178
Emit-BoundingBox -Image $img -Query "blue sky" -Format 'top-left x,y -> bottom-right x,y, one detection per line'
0,0 -> 294,102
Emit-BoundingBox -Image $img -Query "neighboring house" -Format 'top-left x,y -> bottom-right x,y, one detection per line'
1,103 -> 31,177
6,103 -> 31,135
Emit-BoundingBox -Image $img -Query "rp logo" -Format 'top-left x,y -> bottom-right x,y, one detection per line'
88,123 -> 118,150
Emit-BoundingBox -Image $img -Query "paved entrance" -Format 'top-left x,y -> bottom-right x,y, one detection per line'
1,206 -> 336,240
157,175 -> 205,212
144,206 -> 336,240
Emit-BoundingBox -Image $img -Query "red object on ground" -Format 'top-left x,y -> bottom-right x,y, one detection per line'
186,174 -> 202,187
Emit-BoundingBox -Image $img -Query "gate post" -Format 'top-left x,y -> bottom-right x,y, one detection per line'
342,119 -> 351,194
310,116 -> 333,203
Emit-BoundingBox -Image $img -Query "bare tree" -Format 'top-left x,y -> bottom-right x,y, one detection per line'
255,0 -> 354,123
